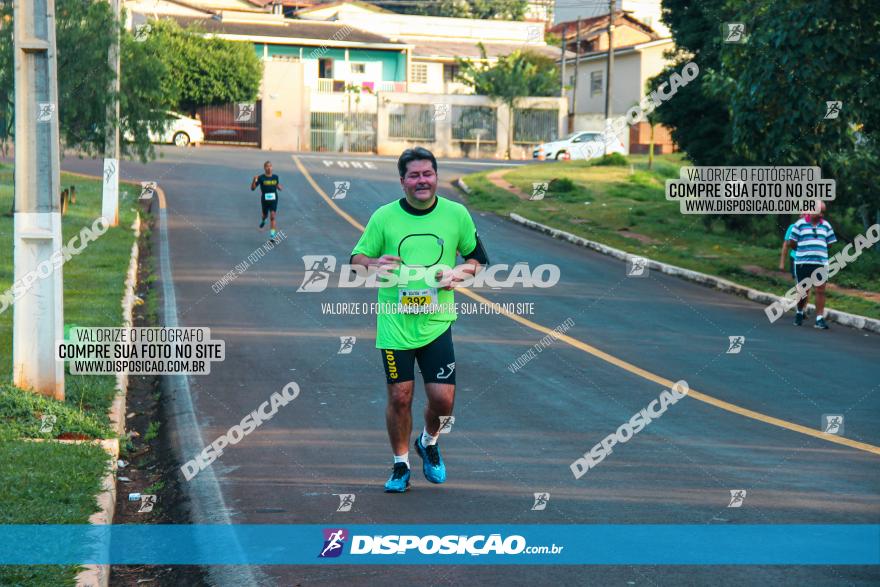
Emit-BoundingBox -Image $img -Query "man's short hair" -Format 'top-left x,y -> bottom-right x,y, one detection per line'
398,147 -> 437,178
264,161 -> 272,166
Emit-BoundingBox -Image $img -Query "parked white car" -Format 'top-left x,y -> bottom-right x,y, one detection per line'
567,133 -> 627,160
129,111 -> 204,146
533,131 -> 626,160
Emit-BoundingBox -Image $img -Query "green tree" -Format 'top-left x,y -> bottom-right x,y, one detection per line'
0,5 -> 15,156
0,10 -> 262,163
457,45 -> 559,158
722,0 -> 879,231
0,0 -> 171,162
648,0 -> 737,168
651,0 -> 879,234
148,19 -> 262,115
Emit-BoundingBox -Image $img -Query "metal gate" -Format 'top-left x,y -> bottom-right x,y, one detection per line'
195,101 -> 262,147
310,112 -> 377,153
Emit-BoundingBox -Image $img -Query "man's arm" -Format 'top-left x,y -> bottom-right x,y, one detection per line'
250,175 -> 259,191
779,240 -> 790,271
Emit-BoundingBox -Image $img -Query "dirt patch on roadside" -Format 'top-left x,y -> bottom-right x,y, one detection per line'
110,213 -> 209,587
487,168 -> 533,200
617,230 -> 660,245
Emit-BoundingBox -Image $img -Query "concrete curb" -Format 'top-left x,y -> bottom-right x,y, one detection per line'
75,213 -> 141,587
507,212 -> 880,334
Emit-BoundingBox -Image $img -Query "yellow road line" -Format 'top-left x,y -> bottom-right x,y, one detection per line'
292,155 -> 880,457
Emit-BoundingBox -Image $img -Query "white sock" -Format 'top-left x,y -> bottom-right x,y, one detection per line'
816,314 -> 823,320
393,453 -> 410,468
421,428 -> 439,447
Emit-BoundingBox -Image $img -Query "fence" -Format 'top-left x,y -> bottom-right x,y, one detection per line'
513,108 -> 559,145
310,111 -> 377,153
375,94 -> 566,159
196,102 -> 261,147
388,104 -> 436,141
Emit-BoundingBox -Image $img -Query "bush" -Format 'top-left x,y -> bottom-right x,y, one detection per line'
591,153 -> 628,166
549,177 -> 576,192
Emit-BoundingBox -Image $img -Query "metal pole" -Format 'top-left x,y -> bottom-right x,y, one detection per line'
102,0 -> 121,226
604,0 -> 615,155
12,0 -> 65,398
560,23 -> 566,99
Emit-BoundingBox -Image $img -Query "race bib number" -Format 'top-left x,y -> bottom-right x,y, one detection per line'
398,288 -> 438,314
264,192 -> 276,201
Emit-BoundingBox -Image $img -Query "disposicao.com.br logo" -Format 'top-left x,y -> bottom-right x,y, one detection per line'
318,528 -> 563,557
297,255 -> 560,292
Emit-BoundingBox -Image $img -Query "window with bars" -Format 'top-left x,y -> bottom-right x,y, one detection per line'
590,70 -> 603,97
411,63 -> 428,84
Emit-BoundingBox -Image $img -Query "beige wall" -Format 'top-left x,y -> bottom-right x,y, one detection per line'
571,51 -> 643,117
260,60 -> 309,151
637,43 -> 669,94
568,40 -> 674,116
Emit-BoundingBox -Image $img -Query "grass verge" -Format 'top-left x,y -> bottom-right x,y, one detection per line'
0,163 -> 142,585
461,154 -> 880,319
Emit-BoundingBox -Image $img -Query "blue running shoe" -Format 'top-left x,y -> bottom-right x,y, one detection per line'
384,462 -> 411,493
415,436 -> 446,484
814,316 -> 829,330
259,218 -> 266,229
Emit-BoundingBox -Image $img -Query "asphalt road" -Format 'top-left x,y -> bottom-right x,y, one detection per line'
59,146 -> 879,586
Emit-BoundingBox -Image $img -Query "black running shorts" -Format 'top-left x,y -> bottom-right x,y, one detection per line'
261,196 -> 278,215
380,325 -> 455,385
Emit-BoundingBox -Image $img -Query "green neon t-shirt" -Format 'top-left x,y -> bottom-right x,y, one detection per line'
351,196 -> 479,350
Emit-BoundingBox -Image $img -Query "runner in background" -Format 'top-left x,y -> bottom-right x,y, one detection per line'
251,161 -> 283,241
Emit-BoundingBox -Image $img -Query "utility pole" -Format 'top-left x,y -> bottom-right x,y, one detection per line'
571,17 -> 580,134
13,0 -> 65,399
604,0 -> 615,155
560,23 -> 567,99
102,0 -> 121,226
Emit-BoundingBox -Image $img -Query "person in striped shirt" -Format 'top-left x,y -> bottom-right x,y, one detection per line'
788,202 -> 836,329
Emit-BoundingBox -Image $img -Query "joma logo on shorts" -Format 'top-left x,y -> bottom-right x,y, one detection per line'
385,350 -> 398,379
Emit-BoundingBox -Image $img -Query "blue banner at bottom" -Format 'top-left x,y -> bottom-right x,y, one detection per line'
0,525 -> 876,565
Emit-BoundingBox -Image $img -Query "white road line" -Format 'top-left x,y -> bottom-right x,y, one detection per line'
156,188 -> 268,584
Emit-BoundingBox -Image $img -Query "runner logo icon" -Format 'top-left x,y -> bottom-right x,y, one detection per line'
726,336 -> 745,354
338,336 -> 356,354
531,492 -> 549,511
333,181 -> 350,199
822,414 -> 844,435
438,415 -> 455,433
298,256 -> 337,292
728,489 -> 746,508
319,528 -> 348,558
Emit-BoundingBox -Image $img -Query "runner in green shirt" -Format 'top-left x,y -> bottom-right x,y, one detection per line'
350,147 -> 489,492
